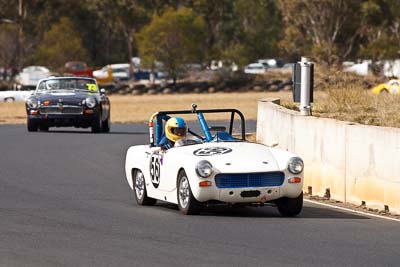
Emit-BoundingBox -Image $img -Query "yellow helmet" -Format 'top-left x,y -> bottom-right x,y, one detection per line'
165,117 -> 187,142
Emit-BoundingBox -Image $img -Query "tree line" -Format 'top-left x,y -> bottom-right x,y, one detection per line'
0,0 -> 399,73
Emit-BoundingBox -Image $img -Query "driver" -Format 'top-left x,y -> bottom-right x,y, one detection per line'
159,117 -> 187,150
46,80 -> 59,90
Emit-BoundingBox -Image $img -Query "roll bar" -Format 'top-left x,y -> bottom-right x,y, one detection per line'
148,105 -> 246,147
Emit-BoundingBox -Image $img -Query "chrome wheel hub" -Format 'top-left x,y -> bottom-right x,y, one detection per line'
135,172 -> 145,200
179,176 -> 189,208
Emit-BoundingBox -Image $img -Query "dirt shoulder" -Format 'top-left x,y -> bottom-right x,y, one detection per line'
0,91 -> 294,125
304,194 -> 400,220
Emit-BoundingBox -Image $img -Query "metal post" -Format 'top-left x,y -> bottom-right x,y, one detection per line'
18,0 -> 23,70
300,57 -> 311,116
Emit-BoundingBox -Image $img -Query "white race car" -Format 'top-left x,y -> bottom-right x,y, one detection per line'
125,104 -> 304,216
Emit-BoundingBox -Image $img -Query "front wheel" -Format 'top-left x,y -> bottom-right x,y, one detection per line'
101,116 -> 110,133
91,113 -> 102,133
177,171 -> 201,215
39,125 -> 49,132
133,170 -> 156,206
27,118 -> 38,132
275,191 -> 303,217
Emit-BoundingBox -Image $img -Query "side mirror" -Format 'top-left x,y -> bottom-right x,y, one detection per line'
100,88 -> 106,94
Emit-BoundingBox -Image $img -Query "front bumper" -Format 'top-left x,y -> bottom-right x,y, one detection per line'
27,113 -> 97,127
193,185 -> 302,203
190,172 -> 303,204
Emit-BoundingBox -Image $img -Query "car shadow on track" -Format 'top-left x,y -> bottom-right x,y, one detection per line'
153,202 -> 369,219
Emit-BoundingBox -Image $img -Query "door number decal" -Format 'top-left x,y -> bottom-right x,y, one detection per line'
150,153 -> 161,188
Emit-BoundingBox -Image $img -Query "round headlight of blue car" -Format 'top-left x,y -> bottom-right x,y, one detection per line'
195,160 -> 213,178
85,97 -> 96,108
288,157 -> 304,174
26,98 -> 38,109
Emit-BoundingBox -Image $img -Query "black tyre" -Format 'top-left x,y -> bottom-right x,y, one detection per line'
133,170 -> 156,206
177,170 -> 201,215
27,118 -> 38,132
276,191 -> 303,217
101,116 -> 110,133
39,125 -> 49,132
91,113 -> 102,133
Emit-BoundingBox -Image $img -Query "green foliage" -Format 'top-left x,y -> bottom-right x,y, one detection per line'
277,0 -> 365,65
34,17 -> 89,70
136,7 -> 206,82
232,0 -> 282,63
2,0 -> 400,70
0,24 -> 19,67
359,32 -> 400,60
358,0 -> 400,60
84,0 -> 150,64
188,0 -> 282,66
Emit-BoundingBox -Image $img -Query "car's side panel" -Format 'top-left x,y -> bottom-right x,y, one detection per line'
125,145 -> 180,203
125,145 -> 152,190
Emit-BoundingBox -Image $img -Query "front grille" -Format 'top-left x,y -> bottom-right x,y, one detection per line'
215,172 -> 284,189
40,106 -> 83,115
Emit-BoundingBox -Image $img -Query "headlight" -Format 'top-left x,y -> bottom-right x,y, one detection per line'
27,98 -> 38,109
85,97 -> 96,108
288,157 -> 304,174
195,160 -> 213,178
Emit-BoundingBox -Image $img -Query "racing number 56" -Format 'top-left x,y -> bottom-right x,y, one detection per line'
150,154 -> 161,188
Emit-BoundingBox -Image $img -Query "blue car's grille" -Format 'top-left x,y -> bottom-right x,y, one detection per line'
40,106 -> 83,115
215,172 -> 285,189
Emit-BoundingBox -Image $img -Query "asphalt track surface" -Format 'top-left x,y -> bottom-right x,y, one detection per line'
0,123 -> 399,267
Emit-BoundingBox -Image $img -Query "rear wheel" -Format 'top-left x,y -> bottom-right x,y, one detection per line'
276,191 -> 303,217
133,170 -> 156,206
177,171 -> 201,215
27,118 -> 38,132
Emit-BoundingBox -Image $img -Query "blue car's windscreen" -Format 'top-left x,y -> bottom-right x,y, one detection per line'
37,79 -> 98,92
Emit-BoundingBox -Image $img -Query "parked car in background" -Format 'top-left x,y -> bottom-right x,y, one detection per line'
64,61 -> 93,77
244,63 -> 268,74
371,79 -> 400,95
25,77 -> 110,133
14,66 -> 52,89
93,63 -> 130,82
257,58 -> 285,68
0,89 -> 33,102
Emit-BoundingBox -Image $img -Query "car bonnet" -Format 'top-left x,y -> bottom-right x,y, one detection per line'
34,91 -> 96,105
172,142 -> 281,172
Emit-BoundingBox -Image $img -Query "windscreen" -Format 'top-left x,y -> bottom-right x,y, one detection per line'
37,78 -> 98,92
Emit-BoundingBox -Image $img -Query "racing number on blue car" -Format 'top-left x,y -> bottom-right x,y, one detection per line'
150,154 -> 161,188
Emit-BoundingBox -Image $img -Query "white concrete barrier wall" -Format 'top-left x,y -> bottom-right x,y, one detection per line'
257,99 -> 400,215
